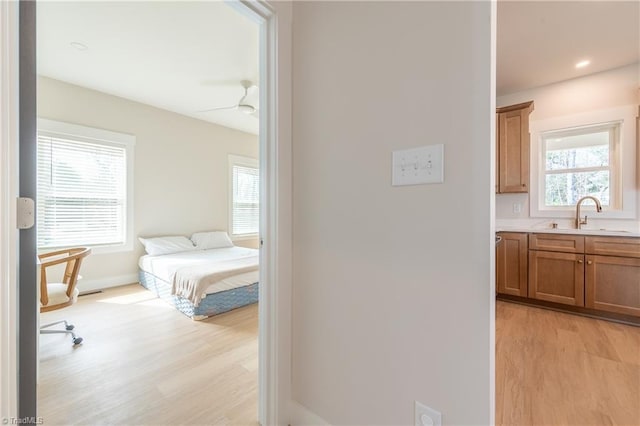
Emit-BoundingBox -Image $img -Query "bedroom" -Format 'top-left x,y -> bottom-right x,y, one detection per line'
35,2 -> 262,424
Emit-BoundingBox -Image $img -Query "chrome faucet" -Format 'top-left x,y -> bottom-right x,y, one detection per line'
575,196 -> 602,229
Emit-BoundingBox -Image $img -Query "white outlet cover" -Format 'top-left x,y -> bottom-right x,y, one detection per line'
392,144 -> 444,186
415,401 -> 442,426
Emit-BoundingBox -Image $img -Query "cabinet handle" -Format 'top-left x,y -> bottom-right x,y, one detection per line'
522,183 -> 527,187
577,259 -> 583,264
587,260 -> 593,265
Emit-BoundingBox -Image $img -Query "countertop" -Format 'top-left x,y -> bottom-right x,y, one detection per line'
496,226 -> 640,238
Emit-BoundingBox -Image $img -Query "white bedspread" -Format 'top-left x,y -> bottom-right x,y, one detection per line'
138,247 -> 259,306
172,254 -> 258,307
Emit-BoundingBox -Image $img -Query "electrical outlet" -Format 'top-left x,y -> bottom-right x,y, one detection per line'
512,203 -> 522,213
415,401 -> 442,426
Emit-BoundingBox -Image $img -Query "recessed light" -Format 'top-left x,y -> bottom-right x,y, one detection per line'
575,60 -> 590,69
70,42 -> 88,51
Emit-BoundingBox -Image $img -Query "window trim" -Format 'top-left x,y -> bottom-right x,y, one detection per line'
37,118 -> 135,253
540,121 -> 620,209
228,154 -> 259,240
529,105 -> 637,219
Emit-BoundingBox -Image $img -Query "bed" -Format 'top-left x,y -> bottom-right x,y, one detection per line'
137,233 -> 259,320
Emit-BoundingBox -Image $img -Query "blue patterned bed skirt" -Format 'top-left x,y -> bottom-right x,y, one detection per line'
138,270 -> 259,321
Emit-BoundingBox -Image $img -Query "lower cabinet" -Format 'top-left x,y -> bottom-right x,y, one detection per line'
496,232 -> 640,320
586,255 -> 640,316
528,250 -> 585,307
496,232 -> 528,297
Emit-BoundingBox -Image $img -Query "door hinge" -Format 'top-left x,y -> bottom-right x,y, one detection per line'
17,197 -> 35,229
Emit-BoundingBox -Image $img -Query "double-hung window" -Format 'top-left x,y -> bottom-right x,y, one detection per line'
530,105 -> 637,219
229,155 -> 259,238
37,119 -> 134,251
541,122 -> 620,209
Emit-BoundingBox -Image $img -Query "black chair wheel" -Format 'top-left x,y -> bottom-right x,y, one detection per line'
72,337 -> 83,345
65,324 -> 75,331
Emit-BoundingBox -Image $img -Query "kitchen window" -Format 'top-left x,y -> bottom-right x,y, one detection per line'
530,105 -> 637,219
37,119 -> 135,252
541,122 -> 620,209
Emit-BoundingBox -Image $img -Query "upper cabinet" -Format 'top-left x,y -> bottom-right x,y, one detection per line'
496,101 -> 533,193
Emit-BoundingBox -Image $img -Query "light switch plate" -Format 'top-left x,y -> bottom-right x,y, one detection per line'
392,144 -> 444,186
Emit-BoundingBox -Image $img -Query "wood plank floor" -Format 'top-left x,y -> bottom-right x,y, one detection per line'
39,287 -> 639,425
38,284 -> 258,426
496,300 -> 640,426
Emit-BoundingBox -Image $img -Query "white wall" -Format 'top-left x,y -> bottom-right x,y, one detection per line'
37,76 -> 259,291
496,64 -> 640,232
291,2 -> 493,425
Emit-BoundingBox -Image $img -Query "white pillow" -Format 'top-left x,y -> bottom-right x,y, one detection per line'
138,236 -> 195,256
190,231 -> 234,250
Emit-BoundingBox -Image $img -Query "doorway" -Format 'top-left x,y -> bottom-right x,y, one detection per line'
8,1 -> 288,424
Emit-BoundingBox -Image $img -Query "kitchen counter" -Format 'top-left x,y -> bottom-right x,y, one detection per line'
496,226 -> 640,238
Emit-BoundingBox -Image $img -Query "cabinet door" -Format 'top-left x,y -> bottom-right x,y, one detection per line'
496,232 -> 528,296
495,113 -> 499,194
586,255 -> 640,317
498,107 -> 530,193
585,236 -> 640,258
529,250 -> 584,306
530,233 -> 585,254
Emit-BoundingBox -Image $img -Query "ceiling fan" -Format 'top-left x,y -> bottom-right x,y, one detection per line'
198,80 -> 258,116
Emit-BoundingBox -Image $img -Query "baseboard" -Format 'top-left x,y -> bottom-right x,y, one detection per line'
77,273 -> 139,294
289,401 -> 331,426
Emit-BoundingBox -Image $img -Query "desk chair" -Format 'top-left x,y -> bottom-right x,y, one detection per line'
39,247 -> 91,346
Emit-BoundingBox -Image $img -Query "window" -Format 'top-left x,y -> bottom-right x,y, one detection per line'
37,119 -> 134,251
530,105 -> 637,219
229,155 -> 259,238
541,122 -> 620,209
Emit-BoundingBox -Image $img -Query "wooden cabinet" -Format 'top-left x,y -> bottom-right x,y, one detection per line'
530,233 -> 584,254
585,236 -> 640,317
496,232 -> 528,297
496,101 -> 533,193
585,255 -> 640,316
529,250 -> 585,306
585,235 -> 640,258
496,232 -> 640,320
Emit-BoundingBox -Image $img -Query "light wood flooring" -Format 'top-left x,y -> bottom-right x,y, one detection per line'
496,300 -> 640,426
39,286 -> 639,425
38,284 -> 258,426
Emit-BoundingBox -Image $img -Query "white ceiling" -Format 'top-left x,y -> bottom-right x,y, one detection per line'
37,1 -> 260,135
497,0 -> 640,96
38,2 -> 639,125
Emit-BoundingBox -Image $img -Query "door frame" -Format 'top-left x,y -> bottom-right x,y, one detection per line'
0,1 -> 293,424
229,1 -> 293,424
0,0 -> 20,421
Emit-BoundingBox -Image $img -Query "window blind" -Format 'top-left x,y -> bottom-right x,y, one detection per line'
231,164 -> 259,235
37,133 -> 127,249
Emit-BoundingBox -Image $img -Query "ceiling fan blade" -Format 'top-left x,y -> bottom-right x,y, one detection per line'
197,104 -> 237,113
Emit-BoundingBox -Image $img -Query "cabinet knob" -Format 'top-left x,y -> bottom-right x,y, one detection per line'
522,183 -> 527,187
587,260 -> 593,265
577,259 -> 583,264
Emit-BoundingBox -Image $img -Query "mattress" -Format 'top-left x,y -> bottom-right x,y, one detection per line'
139,270 -> 259,321
138,246 -> 259,296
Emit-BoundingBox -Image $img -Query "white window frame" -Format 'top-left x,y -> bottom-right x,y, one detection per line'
228,154 -> 259,240
530,105 -> 638,219
37,118 -> 135,253
540,121 -> 621,210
